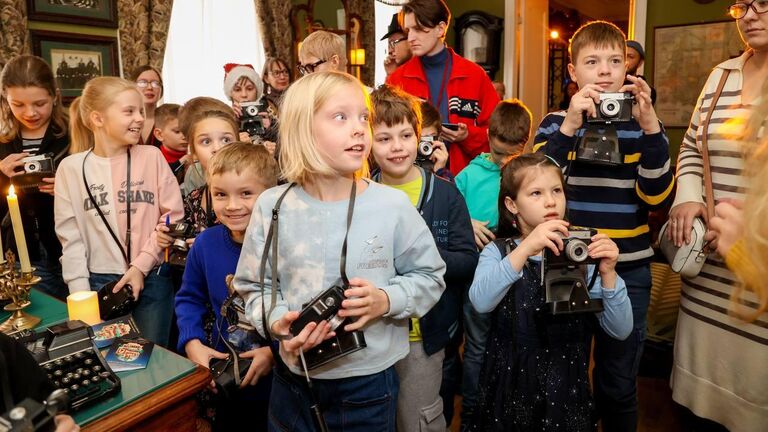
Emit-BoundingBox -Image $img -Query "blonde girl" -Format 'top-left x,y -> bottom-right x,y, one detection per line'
54,77 -> 183,346
233,71 -> 446,431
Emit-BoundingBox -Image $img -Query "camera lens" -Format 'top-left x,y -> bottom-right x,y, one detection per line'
419,142 -> 434,156
565,239 -> 589,263
26,162 -> 39,172
172,238 -> 188,252
245,105 -> 258,116
600,99 -> 620,118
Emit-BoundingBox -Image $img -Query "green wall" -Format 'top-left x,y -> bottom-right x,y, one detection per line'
644,0 -> 734,160
445,0 -> 505,81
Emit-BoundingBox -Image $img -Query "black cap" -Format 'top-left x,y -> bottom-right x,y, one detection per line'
380,13 -> 405,41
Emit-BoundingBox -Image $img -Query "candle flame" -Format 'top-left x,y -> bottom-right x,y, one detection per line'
8,185 -> 15,197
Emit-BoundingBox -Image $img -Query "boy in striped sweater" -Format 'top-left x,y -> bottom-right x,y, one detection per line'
533,21 -> 674,431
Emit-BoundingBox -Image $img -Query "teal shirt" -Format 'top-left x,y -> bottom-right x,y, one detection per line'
455,153 -> 501,232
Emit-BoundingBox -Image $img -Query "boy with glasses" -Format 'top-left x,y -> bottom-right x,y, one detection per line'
382,13 -> 413,76
298,31 -> 347,76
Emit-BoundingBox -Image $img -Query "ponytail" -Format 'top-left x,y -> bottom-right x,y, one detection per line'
68,97 -> 94,154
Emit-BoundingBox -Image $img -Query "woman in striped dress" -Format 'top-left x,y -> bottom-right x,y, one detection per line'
667,3 -> 768,431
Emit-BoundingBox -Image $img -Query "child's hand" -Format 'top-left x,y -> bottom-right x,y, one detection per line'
270,311 -> 335,367
519,219 -> 570,257
185,339 -> 229,392
238,346 -> 274,388
339,278 -> 391,331
440,122 -> 468,142
705,200 -> 744,257
619,75 -> 660,134
263,140 -> 277,156
232,101 -> 243,118
430,140 -> 449,172
588,233 -> 619,289
0,152 -> 29,178
560,84 -> 603,136
115,266 -> 144,300
471,219 -> 496,249
154,223 -> 173,248
39,177 -> 55,196
239,132 -> 251,142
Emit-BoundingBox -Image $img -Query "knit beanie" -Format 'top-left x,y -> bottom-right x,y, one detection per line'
626,40 -> 645,60
223,63 -> 263,100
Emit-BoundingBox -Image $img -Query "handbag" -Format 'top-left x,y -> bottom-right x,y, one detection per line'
659,69 -> 730,278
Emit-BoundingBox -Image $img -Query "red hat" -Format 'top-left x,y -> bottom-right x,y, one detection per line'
223,63 -> 262,100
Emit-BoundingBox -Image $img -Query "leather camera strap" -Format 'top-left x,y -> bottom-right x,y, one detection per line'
82,148 -> 132,264
701,69 -> 730,221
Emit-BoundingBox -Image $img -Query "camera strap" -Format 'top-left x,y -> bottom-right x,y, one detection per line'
82,147 -> 132,264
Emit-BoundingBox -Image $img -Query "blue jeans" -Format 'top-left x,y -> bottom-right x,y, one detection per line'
89,269 -> 174,347
268,366 -> 399,432
30,240 -> 68,301
460,294 -> 492,427
592,265 -> 651,432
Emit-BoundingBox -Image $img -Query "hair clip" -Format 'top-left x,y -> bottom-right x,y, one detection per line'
544,154 -> 561,168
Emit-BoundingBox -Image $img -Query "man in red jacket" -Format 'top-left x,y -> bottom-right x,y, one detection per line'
386,0 -> 500,174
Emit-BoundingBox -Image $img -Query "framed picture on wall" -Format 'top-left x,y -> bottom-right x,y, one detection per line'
30,30 -> 119,104
653,21 -> 744,128
26,0 -> 118,28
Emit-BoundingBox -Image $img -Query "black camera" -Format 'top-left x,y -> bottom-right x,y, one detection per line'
290,285 -> 367,370
415,135 -> 435,171
167,222 -> 195,252
587,92 -> 634,124
11,154 -> 55,190
97,281 -> 135,321
541,228 -> 604,315
209,355 -> 253,399
240,101 -> 267,141
0,389 -> 68,432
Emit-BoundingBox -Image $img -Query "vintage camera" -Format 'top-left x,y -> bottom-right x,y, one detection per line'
541,228 -> 604,315
415,135 -> 435,171
0,389 -> 69,432
587,92 -> 634,124
167,222 -> 195,252
11,154 -> 55,190
209,355 -> 253,399
240,101 -> 267,141
97,281 -> 136,321
290,285 -> 367,370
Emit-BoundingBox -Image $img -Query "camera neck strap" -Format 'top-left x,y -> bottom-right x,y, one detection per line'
82,147 -> 132,264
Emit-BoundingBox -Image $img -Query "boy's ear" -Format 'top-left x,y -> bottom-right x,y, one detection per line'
504,196 -> 518,216
330,54 -> 341,69
567,63 -> 578,84
153,127 -> 164,142
437,21 -> 447,39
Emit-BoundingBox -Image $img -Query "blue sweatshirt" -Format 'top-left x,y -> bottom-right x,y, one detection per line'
455,153 -> 502,232
469,240 -> 633,340
234,181 -> 447,379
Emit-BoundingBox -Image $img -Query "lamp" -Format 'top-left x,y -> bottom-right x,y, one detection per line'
349,48 -> 365,80
67,291 -> 101,326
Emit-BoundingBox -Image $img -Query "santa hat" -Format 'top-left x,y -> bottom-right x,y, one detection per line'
223,63 -> 263,100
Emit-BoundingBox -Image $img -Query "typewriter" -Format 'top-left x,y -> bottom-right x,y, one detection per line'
10,320 -> 121,410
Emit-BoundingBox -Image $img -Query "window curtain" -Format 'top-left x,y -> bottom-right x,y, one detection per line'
0,0 -> 29,67
117,0 -> 174,78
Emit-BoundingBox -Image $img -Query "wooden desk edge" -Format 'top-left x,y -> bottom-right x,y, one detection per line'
82,364 -> 210,432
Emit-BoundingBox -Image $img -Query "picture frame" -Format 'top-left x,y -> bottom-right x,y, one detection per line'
30,30 -> 119,104
653,21 -> 744,128
26,0 -> 118,28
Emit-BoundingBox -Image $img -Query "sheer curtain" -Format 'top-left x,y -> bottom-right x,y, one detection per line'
162,0 -> 266,105
374,2 -> 402,86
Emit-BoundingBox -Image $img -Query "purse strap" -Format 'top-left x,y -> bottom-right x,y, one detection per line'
700,69 -> 730,220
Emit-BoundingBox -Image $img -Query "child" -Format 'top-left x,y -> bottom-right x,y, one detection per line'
222,63 -> 277,154
468,153 -> 632,431
131,65 -> 163,146
0,55 -> 70,300
419,101 -> 451,179
370,84 -> 477,432
454,98 -> 531,425
54,77 -> 184,347
297,31 -> 347,75
153,103 -> 190,182
174,142 -> 278,430
233,71 -> 446,431
533,21 -> 674,430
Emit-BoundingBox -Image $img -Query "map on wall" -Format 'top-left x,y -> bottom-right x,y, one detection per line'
654,21 -> 744,128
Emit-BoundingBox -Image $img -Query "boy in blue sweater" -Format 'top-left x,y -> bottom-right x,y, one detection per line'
370,84 -> 478,431
533,21 -> 673,431
174,142 -> 279,430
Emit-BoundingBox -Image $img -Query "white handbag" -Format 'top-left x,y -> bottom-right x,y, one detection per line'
658,218 -> 708,278
659,69 -> 730,279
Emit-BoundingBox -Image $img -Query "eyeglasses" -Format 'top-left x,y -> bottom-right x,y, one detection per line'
136,80 -> 162,89
388,37 -> 407,49
728,0 -> 768,19
270,69 -> 289,78
298,59 -> 327,76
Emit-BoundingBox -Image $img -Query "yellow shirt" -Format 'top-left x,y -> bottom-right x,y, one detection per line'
389,176 -> 424,342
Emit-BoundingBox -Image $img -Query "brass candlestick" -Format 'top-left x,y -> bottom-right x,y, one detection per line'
0,258 -> 11,307
0,251 -> 41,334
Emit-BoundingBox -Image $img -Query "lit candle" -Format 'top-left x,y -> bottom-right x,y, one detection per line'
7,186 -> 31,273
67,291 -> 101,326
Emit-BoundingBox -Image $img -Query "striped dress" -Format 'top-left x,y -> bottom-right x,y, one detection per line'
670,50 -> 768,432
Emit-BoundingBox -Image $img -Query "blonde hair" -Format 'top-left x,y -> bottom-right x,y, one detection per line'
0,55 -> 68,142
206,141 -> 279,189
177,97 -> 237,158
299,31 -> 348,68
733,79 -> 768,321
279,71 -> 371,184
569,20 -> 626,64
69,77 -> 141,154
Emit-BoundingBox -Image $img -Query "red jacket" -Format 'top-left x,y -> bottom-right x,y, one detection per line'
386,48 -> 500,173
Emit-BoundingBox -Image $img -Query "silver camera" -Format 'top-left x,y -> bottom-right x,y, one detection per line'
240,101 -> 261,117
415,135 -> 436,170
22,154 -> 54,175
11,153 -> 55,190
588,92 -> 634,124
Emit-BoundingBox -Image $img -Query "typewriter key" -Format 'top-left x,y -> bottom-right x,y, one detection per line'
61,377 -> 71,385
91,375 -> 100,383
81,379 -> 91,387
70,384 -> 79,392
53,370 -> 63,377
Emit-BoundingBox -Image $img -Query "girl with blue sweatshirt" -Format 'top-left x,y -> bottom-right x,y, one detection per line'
467,153 -> 632,432
233,71 -> 446,432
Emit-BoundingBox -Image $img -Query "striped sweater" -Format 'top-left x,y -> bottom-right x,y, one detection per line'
670,50 -> 768,432
533,112 -> 674,268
